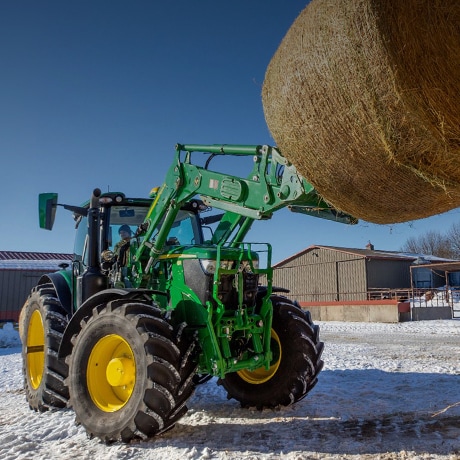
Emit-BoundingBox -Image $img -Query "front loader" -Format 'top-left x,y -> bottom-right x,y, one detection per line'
20,143 -> 356,443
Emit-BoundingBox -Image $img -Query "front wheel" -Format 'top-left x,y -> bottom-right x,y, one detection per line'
218,295 -> 324,408
67,299 -> 197,443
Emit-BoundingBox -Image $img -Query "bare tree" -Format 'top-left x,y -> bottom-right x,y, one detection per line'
401,236 -> 421,254
400,230 -> 454,258
446,222 -> 460,259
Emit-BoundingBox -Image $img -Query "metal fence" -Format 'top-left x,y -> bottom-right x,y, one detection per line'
278,286 -> 459,309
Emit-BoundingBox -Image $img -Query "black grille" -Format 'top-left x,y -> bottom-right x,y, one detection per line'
183,259 -> 258,309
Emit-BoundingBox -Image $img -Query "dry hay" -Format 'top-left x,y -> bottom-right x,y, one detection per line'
262,0 -> 460,224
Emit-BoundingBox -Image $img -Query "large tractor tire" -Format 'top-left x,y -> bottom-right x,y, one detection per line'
67,299 -> 197,443
21,283 -> 70,411
218,295 -> 324,409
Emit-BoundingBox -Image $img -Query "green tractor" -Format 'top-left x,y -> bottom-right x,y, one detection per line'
20,144 -> 356,443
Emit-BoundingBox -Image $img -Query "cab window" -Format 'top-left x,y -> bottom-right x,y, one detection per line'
109,206 -> 149,250
74,215 -> 89,270
166,210 -> 202,246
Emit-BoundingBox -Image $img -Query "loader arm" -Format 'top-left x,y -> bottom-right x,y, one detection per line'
134,143 -> 356,271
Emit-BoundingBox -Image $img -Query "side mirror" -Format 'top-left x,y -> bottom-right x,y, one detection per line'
39,193 -> 58,230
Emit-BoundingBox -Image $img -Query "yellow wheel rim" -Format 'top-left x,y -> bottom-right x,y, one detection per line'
26,310 -> 45,390
87,334 -> 136,412
238,329 -> 281,384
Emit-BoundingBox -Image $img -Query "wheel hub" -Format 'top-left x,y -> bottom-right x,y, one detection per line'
87,334 -> 136,412
106,357 -> 135,387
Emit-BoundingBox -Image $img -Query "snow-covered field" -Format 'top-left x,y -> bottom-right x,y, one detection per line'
1,320 -> 459,460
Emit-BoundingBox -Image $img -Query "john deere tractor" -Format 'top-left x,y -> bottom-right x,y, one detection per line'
20,144 -> 355,443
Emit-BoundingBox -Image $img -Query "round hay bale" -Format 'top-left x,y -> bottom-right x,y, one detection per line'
262,0 -> 460,224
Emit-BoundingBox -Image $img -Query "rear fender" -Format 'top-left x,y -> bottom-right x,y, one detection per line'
58,288 -> 166,359
18,271 -> 72,344
38,271 -> 72,315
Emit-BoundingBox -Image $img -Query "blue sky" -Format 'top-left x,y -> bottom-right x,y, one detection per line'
1,0 -> 459,264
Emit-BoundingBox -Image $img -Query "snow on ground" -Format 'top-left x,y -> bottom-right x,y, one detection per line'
1,320 -> 459,460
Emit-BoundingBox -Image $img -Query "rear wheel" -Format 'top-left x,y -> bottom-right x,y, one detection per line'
67,299 -> 197,443
21,283 -> 69,411
218,295 -> 324,408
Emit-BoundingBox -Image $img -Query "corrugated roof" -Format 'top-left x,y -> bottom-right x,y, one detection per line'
0,251 -> 73,270
0,251 -> 73,261
274,245 -> 457,268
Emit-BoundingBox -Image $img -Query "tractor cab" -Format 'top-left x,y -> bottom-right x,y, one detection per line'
39,190 -> 210,310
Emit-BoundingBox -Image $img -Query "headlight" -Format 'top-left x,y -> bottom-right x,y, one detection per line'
200,259 -> 234,274
200,259 -> 216,274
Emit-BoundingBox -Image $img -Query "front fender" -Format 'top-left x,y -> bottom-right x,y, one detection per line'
58,288 -> 166,359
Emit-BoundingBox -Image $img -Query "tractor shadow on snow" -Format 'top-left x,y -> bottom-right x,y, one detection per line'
148,369 -> 460,457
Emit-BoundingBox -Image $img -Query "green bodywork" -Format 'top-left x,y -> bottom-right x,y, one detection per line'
39,144 -> 356,378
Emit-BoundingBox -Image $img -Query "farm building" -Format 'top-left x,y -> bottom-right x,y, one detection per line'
0,251 -> 72,322
272,245 -> 458,322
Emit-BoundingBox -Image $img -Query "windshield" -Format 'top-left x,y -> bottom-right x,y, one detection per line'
109,205 -> 149,250
165,210 -> 201,246
74,205 -> 203,269
111,207 -> 202,250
